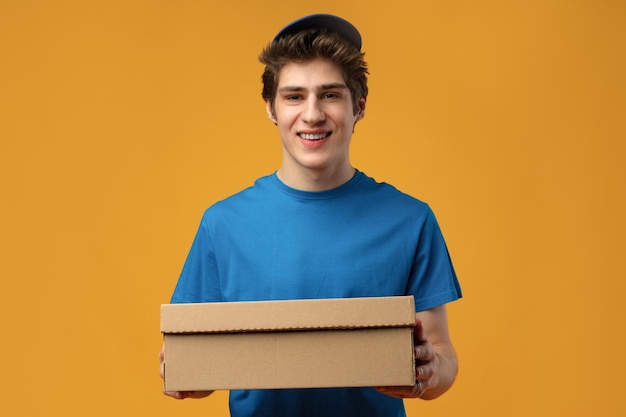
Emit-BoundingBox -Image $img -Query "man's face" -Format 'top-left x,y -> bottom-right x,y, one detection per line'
266,58 -> 365,181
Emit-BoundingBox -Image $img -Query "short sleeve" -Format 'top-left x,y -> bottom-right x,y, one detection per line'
406,208 -> 462,311
170,213 -> 222,304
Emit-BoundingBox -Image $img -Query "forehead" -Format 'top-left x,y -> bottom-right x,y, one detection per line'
277,58 -> 346,88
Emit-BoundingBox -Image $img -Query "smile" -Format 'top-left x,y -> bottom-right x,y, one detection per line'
298,132 -> 331,140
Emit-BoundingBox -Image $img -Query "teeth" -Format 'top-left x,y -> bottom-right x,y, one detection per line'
300,133 -> 327,140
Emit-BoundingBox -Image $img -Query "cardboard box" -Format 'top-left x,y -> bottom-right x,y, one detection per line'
161,296 -> 416,391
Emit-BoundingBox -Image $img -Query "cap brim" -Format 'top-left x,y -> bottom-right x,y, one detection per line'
272,14 -> 362,50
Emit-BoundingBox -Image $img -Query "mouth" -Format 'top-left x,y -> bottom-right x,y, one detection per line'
298,132 -> 331,141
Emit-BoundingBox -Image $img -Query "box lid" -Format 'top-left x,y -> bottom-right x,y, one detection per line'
161,296 -> 415,334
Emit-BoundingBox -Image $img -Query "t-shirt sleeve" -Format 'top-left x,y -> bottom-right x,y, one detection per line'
406,207 -> 462,311
170,213 -> 222,304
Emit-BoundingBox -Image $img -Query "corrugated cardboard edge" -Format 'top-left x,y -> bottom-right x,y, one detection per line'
161,296 -> 415,333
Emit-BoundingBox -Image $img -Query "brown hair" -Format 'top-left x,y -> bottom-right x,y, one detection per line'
259,28 -> 368,115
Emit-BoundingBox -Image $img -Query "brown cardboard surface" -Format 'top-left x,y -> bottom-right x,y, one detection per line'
161,296 -> 416,391
161,296 -> 416,333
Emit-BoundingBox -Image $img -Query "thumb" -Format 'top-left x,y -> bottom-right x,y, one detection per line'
414,317 -> 426,345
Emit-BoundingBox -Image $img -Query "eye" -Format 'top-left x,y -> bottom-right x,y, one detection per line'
285,94 -> 304,102
322,92 -> 341,100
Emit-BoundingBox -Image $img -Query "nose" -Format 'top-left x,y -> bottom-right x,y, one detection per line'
301,97 -> 325,124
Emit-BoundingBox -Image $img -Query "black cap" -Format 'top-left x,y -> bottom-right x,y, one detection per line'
272,14 -> 362,50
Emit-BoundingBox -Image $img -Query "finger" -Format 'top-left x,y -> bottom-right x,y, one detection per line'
415,364 -> 434,380
414,317 -> 426,344
163,390 -> 186,400
414,344 -> 435,362
415,379 -> 426,397
159,344 -> 165,379
375,386 -> 414,399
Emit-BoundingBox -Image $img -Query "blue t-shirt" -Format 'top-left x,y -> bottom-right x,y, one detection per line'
171,171 -> 462,416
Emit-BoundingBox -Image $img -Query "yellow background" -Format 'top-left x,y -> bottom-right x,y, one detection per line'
1,0 -> 624,416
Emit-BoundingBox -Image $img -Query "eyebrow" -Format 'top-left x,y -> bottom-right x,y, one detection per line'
277,83 -> 349,93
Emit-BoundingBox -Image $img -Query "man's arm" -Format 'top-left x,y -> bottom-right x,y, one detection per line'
376,304 -> 458,400
160,343 -> 214,400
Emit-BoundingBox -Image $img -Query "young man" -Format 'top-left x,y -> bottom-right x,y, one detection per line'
160,14 -> 462,416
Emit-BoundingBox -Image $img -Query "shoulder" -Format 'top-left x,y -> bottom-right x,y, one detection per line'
198,173 -> 278,223
357,172 -> 432,213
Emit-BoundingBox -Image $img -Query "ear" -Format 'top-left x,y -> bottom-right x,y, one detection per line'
355,96 -> 367,121
265,99 -> 278,125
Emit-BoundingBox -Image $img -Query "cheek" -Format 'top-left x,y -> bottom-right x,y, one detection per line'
334,112 -> 357,129
276,109 -> 299,125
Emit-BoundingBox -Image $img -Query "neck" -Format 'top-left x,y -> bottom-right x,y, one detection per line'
276,165 -> 356,191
